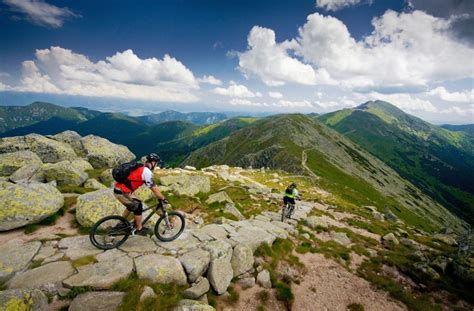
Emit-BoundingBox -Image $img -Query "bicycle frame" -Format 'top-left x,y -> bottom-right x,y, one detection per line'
140,201 -> 166,227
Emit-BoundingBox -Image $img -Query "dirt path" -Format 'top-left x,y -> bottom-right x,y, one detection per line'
301,149 -> 319,180
292,253 -> 407,311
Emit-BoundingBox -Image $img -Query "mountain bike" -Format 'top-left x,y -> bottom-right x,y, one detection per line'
90,200 -> 185,250
281,202 -> 296,222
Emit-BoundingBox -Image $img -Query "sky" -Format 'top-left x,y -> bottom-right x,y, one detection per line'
0,0 -> 473,124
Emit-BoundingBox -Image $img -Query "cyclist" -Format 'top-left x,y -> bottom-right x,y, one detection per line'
283,182 -> 301,219
113,153 -> 167,235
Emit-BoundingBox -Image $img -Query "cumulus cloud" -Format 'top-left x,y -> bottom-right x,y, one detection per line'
238,26 -> 335,86
198,75 -> 222,85
212,81 -> 261,98
2,0 -> 79,28
230,98 -> 268,107
359,92 -> 438,113
428,87 -> 474,103
316,0 -> 361,11
268,91 -> 283,99
7,46 -> 200,102
277,99 -> 313,108
439,104 -> 474,116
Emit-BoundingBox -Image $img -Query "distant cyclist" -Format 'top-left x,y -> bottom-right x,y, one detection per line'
283,183 -> 301,219
113,153 -> 167,235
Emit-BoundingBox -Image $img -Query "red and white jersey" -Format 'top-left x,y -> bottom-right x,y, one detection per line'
114,166 -> 155,193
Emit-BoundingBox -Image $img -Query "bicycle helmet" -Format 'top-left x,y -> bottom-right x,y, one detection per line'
146,153 -> 160,162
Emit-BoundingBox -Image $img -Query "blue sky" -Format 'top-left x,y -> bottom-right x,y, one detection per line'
0,0 -> 472,124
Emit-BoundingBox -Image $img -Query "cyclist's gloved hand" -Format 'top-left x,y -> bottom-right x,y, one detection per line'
162,198 -> 169,204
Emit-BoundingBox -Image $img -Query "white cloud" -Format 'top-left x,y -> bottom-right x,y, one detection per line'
428,87 -> 474,103
7,46 -> 200,102
359,92 -> 438,113
3,0 -> 78,28
276,100 -> 313,108
212,81 -> 260,98
238,26 -> 335,86
268,91 -> 283,99
316,0 -> 361,11
198,75 -> 222,85
440,104 -> 474,116
229,99 -> 268,107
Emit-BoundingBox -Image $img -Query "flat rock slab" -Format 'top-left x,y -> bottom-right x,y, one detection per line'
249,219 -> 288,239
0,240 -> 41,282
135,254 -> 187,285
8,261 -> 75,294
0,288 -> 48,311
154,232 -> 201,255
95,249 -> 127,262
118,236 -> 157,253
231,227 -> 275,252
183,277 -> 210,299
69,291 -> 125,311
179,249 -> 211,283
58,235 -> 103,261
175,299 -> 216,311
63,256 -> 133,289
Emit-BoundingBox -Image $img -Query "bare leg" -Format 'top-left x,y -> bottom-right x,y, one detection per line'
122,209 -> 130,219
134,215 -> 143,230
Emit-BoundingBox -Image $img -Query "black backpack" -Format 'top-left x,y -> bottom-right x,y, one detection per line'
285,185 -> 295,195
112,161 -> 143,185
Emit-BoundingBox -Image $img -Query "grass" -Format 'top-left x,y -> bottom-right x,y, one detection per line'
347,303 -> 365,311
257,290 -> 269,304
30,259 -> 43,269
85,168 -> 106,180
72,255 -> 97,268
225,285 -> 240,305
254,238 -> 303,270
60,286 -> 92,300
57,185 -> 96,194
24,204 -> 69,234
274,281 -> 294,308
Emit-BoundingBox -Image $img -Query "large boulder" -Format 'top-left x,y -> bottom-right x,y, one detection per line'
179,249 -> 211,283
0,136 -> 29,153
71,158 -> 94,172
41,160 -> 89,186
8,162 -> 42,182
0,181 -> 64,231
81,135 -> 135,168
135,254 -> 187,285
58,235 -> 103,261
75,189 -> 124,227
206,191 -> 233,205
0,289 -> 48,311
175,299 -> 216,311
330,232 -> 351,246
183,277 -> 210,299
51,130 -> 86,156
0,150 -> 42,176
304,216 -> 329,230
69,291 -> 125,311
84,178 -> 107,190
231,244 -> 254,277
25,134 -> 77,163
160,174 -> 210,197
0,240 -> 42,282
207,256 -> 233,295
382,233 -> 400,247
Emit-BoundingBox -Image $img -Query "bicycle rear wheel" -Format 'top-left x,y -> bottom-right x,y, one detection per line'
281,204 -> 289,222
90,215 -> 131,250
154,211 -> 185,242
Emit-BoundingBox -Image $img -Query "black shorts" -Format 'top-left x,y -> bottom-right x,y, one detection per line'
284,196 -> 295,205
114,192 -> 143,216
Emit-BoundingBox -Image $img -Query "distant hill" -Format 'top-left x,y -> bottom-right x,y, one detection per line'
184,114 -> 466,232
139,110 -> 227,125
319,100 -> 474,225
441,124 -> 474,136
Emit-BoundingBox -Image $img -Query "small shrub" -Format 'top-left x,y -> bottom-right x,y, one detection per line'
275,281 -> 294,308
226,285 -> 240,305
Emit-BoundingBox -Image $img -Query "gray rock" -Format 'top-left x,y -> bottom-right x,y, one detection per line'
135,254 -> 187,285
81,135 -> 135,168
224,203 -> 245,220
179,249 -> 211,283
184,277 -> 210,299
305,216 -> 328,230
382,233 -> 399,247
198,224 -> 229,241
63,256 -> 133,289
237,277 -> 255,288
202,240 -> 233,261
231,244 -> 254,277
119,236 -> 157,253
384,210 -> 398,222
0,136 -> 29,153
0,289 -> 48,311
8,261 -> 75,294
400,238 -> 417,248
99,168 -> 114,186
69,291 -> 125,311
140,286 -> 157,302
301,233 -> 310,239
33,244 -> 57,261
8,162 -> 42,182
174,299 -> 216,311
58,235 -> 103,261
206,191 -> 234,205
0,180 -> 64,231
25,133 -> 77,163
160,174 -> 211,196
256,269 -> 272,288
95,249 -> 127,262
231,226 -> 275,252
249,220 -> 288,239
154,232 -> 201,255
330,232 -> 351,246
433,234 -> 458,246
430,256 -> 448,273
84,178 -> 107,190
0,240 -> 42,282
41,160 -> 89,186
75,189 -> 124,227
413,262 -> 440,280
42,252 -> 65,265
207,256 -> 233,295
51,131 -> 86,156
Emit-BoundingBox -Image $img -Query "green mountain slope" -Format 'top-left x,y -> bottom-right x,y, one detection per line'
441,124 -> 474,136
319,100 -> 474,225
139,110 -> 227,125
183,114 -> 467,232
0,102 -> 89,133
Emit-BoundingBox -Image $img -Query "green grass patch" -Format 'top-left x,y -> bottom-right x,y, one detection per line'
72,255 -> 97,268
57,185 -> 96,194
255,238 -> 303,270
30,259 -> 43,269
347,303 -> 365,311
225,285 -> 240,305
60,286 -> 92,300
274,281 -> 294,308
85,168 -> 106,180
24,205 -> 68,234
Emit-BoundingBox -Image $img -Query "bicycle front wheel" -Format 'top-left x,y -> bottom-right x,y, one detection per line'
154,211 -> 185,242
281,205 -> 288,222
90,215 -> 131,250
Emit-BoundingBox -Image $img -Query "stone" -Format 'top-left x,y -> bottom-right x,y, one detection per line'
0,289 -> 48,311
224,203 -> 245,220
231,244 -> 254,277
237,277 -> 255,288
8,162 -> 42,182
154,232 -> 201,255
51,131 -> 86,156
160,174 -> 211,196
183,277 -> 210,299
63,256 -> 133,289
32,244 -> 57,261
135,254 -> 187,285
382,233 -> 399,247
305,216 -> 329,230
99,168 -> 114,186
7,261 -> 75,294
184,166 -> 197,171
175,299 -> 216,311
400,238 -> 417,248
58,235 -> 103,261
26,133 -> 78,162
256,269 -> 272,288
248,220 -> 288,239
384,210 -> 399,222
199,224 -> 229,241
95,249 -> 127,262
230,226 -> 276,252
301,233 -> 310,239
0,150 -> 42,176
0,180 -> 64,231
0,136 -> 29,153
202,240 -> 233,261
207,256 -> 233,295
433,234 -> 458,246
206,191 -> 234,205
430,256 -> 448,273
75,189 -> 124,227
119,236 -> 157,253
366,249 -> 378,257
69,291 -> 125,311
81,135 -> 135,168
179,249 -> 211,283
0,240 -> 42,282
134,186 -> 154,202
330,232 -> 351,246
71,158 -> 94,172
41,160 -> 89,186
140,286 -> 157,302
84,178 -> 107,190
42,252 -> 65,265
413,262 -> 440,280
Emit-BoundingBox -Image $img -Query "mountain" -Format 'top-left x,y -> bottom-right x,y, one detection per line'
441,124 -> 474,136
0,102 -> 92,133
139,110 -> 227,125
183,113 -> 467,232
319,100 -> 474,225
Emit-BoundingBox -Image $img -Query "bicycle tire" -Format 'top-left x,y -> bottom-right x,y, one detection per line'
281,204 -> 288,222
90,215 -> 131,250
154,211 -> 185,242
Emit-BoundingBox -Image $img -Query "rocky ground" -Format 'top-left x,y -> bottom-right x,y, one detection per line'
0,131 -> 473,311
